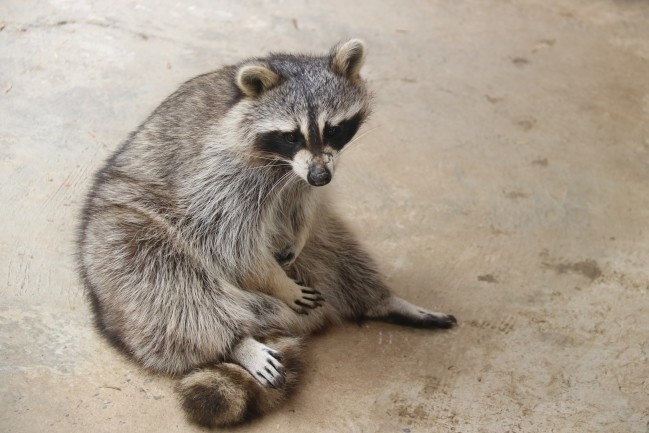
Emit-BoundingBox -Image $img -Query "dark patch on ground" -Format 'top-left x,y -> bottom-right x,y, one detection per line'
478,274 -> 498,283
532,158 -> 549,167
543,259 -> 602,281
516,118 -> 536,130
512,57 -> 530,66
468,319 -> 514,334
489,225 -> 509,235
533,39 -> 556,52
505,190 -> 529,199
485,94 -> 505,104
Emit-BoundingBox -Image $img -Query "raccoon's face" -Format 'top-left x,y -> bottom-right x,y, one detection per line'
235,39 -> 371,187
253,108 -> 366,187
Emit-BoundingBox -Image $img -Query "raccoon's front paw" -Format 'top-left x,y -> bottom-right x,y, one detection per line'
291,287 -> 325,315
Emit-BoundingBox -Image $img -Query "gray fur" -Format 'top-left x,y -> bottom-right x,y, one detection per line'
77,39 -> 456,427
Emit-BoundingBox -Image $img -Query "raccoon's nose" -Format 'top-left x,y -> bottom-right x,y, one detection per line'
307,165 -> 331,186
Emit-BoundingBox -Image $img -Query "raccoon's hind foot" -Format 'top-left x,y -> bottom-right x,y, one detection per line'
391,308 -> 457,329
177,334 -> 304,427
231,337 -> 286,388
365,295 -> 457,329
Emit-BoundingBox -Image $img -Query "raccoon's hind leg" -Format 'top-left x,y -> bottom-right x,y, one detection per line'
292,210 -> 457,329
178,334 -> 304,427
364,295 -> 457,329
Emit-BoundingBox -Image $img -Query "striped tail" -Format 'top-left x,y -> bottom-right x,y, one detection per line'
177,335 -> 303,427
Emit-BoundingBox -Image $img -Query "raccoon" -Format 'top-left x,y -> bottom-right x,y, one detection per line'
77,39 -> 457,427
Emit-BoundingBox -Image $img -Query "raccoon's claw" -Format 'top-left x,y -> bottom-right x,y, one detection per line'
295,299 -> 323,307
422,313 -> 457,329
260,349 -> 286,387
301,288 -> 322,297
264,347 -> 283,362
232,338 -> 287,388
291,288 -> 325,314
255,364 -> 286,388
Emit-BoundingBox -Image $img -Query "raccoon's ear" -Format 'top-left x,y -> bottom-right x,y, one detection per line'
331,39 -> 366,80
236,64 -> 281,98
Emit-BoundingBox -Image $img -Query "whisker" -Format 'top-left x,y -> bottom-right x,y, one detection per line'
274,172 -> 300,200
256,172 -> 292,220
241,162 -> 292,171
337,125 -> 381,159
237,151 -> 293,165
258,170 -> 293,211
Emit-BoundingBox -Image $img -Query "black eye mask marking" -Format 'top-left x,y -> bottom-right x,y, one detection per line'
324,112 -> 364,150
254,129 -> 305,160
253,111 -> 365,160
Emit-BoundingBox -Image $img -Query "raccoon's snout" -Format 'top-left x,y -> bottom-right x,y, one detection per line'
307,165 -> 331,186
292,150 -> 334,186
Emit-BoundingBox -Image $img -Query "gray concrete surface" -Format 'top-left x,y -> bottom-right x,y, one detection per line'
2,0 -> 649,432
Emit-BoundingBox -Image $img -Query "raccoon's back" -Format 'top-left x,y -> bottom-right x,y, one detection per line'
107,65 -> 243,185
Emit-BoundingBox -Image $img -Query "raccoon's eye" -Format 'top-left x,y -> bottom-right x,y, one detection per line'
324,125 -> 342,138
282,131 -> 300,144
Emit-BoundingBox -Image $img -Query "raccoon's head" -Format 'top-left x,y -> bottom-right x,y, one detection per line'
234,39 -> 371,187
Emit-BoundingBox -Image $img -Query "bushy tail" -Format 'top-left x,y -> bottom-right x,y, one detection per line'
177,335 -> 303,427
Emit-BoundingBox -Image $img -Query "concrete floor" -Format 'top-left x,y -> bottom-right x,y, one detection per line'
2,0 -> 648,432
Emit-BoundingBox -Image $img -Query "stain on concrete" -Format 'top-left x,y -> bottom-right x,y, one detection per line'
532,38 -> 556,53
468,318 -> 514,334
512,57 -> 530,66
388,394 -> 430,422
420,375 -> 442,394
478,274 -> 498,283
485,94 -> 505,104
505,190 -> 529,199
516,117 -> 537,130
532,157 -> 549,167
489,225 -> 509,235
542,259 -> 603,281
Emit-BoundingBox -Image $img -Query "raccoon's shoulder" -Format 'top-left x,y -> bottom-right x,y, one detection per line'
150,65 -> 244,123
